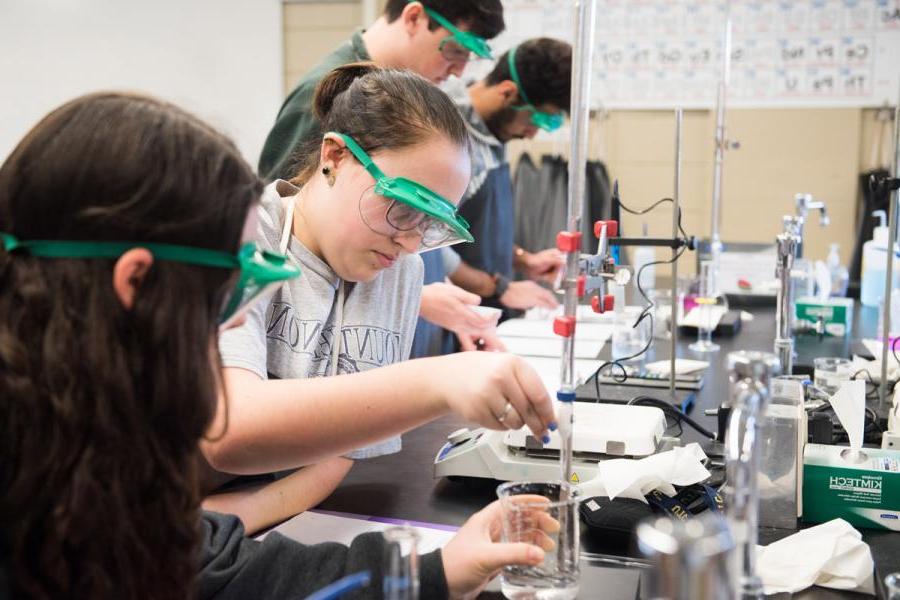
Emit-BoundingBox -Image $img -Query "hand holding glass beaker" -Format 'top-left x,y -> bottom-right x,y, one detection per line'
496,481 -> 580,600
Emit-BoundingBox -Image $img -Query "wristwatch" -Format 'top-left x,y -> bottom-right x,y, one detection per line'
492,272 -> 510,299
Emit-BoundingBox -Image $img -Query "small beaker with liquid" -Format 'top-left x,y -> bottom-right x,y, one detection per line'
497,481 -> 580,600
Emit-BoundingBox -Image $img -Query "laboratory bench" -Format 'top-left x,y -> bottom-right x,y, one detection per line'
316,304 -> 899,598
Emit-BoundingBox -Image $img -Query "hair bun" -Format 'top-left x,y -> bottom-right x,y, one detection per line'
313,62 -> 380,120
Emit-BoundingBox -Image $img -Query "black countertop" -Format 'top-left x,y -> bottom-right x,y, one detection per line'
317,303 -> 899,598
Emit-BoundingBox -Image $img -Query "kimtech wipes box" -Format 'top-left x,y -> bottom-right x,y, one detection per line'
802,444 -> 900,531
795,297 -> 854,337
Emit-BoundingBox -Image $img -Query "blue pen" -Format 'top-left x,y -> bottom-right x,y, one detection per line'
304,571 -> 371,600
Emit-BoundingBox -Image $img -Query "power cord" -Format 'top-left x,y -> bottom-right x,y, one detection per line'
587,194 -> 689,397
627,395 -> 717,440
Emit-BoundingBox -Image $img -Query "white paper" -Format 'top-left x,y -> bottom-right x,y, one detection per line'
829,380 -> 866,455
520,356 -> 600,393
501,336 -> 604,359
681,305 -> 727,329
468,305 -> 502,324
644,359 -> 709,376
523,305 -> 617,323
860,338 -> 900,368
577,443 -> 710,503
497,318 -> 613,341
756,519 -> 875,595
848,354 -> 898,384
259,510 -> 457,555
717,248 -> 778,294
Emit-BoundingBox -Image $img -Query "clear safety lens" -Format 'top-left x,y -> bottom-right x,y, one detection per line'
358,187 -> 463,252
513,105 -> 564,133
439,38 -> 482,65
219,243 -> 301,329
531,110 -> 564,132
219,279 -> 284,330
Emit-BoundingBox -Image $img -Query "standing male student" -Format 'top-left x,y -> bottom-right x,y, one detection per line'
259,0 -> 507,357
416,38 -> 573,355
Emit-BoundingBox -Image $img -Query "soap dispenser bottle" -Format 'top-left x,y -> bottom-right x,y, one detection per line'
826,243 -> 849,297
861,210 -> 900,307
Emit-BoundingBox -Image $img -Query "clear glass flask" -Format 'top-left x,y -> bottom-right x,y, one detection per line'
689,260 -> 727,353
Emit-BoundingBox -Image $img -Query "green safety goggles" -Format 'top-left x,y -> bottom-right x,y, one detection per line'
334,132 -> 474,251
407,1 -> 493,61
508,45 -> 565,132
0,232 -> 301,329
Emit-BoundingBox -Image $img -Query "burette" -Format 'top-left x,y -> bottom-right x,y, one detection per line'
556,0 -> 598,486
710,1 -> 733,267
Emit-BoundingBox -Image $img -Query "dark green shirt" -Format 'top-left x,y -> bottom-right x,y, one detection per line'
258,30 -> 370,182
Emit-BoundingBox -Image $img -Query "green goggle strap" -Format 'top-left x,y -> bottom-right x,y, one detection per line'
1,233 -> 298,283
338,134 -> 387,183
2,233 -> 239,268
333,133 -> 474,244
507,46 -> 565,132
2,233 -> 300,322
508,45 -> 535,107
406,1 -> 492,59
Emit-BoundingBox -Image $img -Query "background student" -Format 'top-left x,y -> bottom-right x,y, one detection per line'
259,0 -> 508,356
415,39 -> 573,355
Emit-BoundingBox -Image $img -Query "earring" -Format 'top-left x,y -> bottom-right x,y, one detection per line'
322,166 -> 335,187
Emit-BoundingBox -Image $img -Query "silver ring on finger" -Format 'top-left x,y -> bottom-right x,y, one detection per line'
495,401 -> 514,425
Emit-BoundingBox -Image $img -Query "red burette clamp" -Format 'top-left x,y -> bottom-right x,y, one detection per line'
589,220 -> 618,314
554,231 -> 582,338
553,315 -> 576,338
593,219 -> 618,239
591,294 -> 615,314
556,231 -> 582,253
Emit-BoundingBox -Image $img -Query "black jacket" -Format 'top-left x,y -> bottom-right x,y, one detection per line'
199,512 -> 450,600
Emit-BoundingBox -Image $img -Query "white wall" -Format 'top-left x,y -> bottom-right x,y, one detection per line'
0,0 -> 283,167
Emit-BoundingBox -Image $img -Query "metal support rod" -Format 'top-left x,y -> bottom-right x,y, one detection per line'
775,217 -> 800,375
879,78 -> 900,406
559,0 -> 597,487
671,109 -> 683,399
710,3 -> 732,262
361,0 -> 377,27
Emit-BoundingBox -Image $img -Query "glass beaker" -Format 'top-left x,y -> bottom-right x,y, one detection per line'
886,572 -> 900,599
382,525 -> 420,600
813,357 -> 852,397
689,260 -> 727,353
650,288 -> 673,340
878,290 -> 900,343
612,306 -> 651,362
496,481 -> 580,600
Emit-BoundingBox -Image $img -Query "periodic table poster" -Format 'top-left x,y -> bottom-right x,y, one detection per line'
485,0 -> 900,108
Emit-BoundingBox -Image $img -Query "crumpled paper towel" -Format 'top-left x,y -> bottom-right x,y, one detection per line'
757,518 -> 875,595
577,443 -> 710,502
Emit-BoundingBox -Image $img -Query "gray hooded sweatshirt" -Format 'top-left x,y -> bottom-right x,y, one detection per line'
219,180 -> 424,458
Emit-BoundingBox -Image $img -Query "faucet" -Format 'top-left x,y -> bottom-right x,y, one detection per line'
794,193 -> 829,258
775,217 -> 800,375
724,351 -> 781,600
